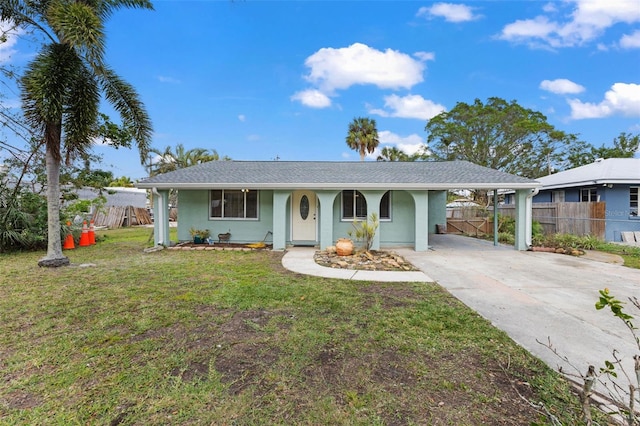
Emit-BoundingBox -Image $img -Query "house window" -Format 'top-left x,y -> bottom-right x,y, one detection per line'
552,190 -> 565,203
342,190 -> 391,220
210,189 -> 258,219
631,187 -> 638,217
342,190 -> 367,220
580,188 -> 598,202
380,191 -> 391,220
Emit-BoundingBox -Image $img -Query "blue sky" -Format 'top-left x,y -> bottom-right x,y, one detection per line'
1,0 -> 639,181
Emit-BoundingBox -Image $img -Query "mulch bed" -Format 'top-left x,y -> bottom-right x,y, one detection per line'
168,242 -> 273,251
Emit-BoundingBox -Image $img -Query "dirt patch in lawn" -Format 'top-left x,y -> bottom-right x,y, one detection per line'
165,301 -> 555,424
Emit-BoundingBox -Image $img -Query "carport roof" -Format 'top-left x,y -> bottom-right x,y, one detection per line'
136,160 -> 539,191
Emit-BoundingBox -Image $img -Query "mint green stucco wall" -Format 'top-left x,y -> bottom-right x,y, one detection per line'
176,188 -> 445,249
428,190 -> 447,234
177,190 -> 275,244
331,190 -> 417,248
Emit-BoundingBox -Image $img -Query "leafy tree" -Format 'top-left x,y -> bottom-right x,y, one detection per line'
425,97 -> 579,178
346,117 -> 380,161
2,0 -> 153,267
74,166 -> 113,189
566,132 -> 639,168
0,184 -> 48,252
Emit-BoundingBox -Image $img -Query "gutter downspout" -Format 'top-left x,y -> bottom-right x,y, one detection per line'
525,187 -> 540,248
152,188 -> 165,246
493,189 -> 499,246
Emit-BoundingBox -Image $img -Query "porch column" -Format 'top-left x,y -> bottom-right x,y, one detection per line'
410,190 -> 429,252
152,188 -> 170,246
272,190 -> 290,251
361,191 -> 385,250
316,191 -> 340,250
514,189 -> 530,251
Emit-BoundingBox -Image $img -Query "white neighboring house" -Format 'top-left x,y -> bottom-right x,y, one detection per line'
75,186 -> 148,213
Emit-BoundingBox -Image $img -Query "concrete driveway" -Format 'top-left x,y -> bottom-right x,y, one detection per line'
397,235 -> 640,393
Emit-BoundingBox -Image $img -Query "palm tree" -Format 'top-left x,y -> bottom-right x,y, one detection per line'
2,0 -> 153,267
376,146 -> 409,162
346,117 -> 380,161
108,176 -> 134,187
149,143 -> 221,175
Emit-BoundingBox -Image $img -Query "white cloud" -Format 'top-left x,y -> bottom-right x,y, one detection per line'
290,89 -> 331,108
0,21 -> 22,64
540,79 -> 585,94
416,3 -> 478,23
379,131 -> 427,156
499,0 -> 640,48
366,130 -> 429,160
413,51 -> 436,62
157,75 -> 181,84
238,114 -> 246,122
500,16 -> 558,42
303,43 -> 426,93
369,94 -> 446,120
569,83 -> 640,119
620,30 -> 640,49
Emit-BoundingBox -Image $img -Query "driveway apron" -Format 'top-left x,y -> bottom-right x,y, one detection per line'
397,235 -> 640,391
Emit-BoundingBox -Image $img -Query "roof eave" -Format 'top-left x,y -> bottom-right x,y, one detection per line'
135,182 -> 540,190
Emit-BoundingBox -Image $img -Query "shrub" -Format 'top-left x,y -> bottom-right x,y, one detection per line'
348,213 -> 379,252
0,187 -> 48,252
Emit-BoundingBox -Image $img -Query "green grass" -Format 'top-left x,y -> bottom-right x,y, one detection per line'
593,241 -> 640,269
0,227 -> 589,425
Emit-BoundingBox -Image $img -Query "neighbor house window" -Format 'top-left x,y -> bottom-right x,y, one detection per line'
210,189 -> 258,219
631,187 -> 638,217
342,190 -> 391,220
552,190 -> 565,203
580,188 -> 598,202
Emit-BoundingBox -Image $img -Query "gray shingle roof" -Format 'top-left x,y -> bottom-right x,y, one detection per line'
136,160 -> 539,190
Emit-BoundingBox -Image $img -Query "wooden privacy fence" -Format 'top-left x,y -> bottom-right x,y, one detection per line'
498,202 -> 605,239
446,218 -> 493,236
92,206 -> 152,228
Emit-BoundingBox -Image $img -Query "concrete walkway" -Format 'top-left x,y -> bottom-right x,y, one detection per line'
282,235 -> 640,394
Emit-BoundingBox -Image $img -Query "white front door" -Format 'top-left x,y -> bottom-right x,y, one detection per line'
291,190 -> 317,243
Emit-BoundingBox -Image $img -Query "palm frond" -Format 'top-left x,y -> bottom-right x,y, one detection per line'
47,1 -> 105,66
98,67 -> 152,163
63,62 -> 100,162
96,0 -> 154,20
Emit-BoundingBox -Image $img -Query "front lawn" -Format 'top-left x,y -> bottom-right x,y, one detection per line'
0,228 -> 587,425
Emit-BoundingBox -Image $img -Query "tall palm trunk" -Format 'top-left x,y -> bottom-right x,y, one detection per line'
38,128 -> 69,267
